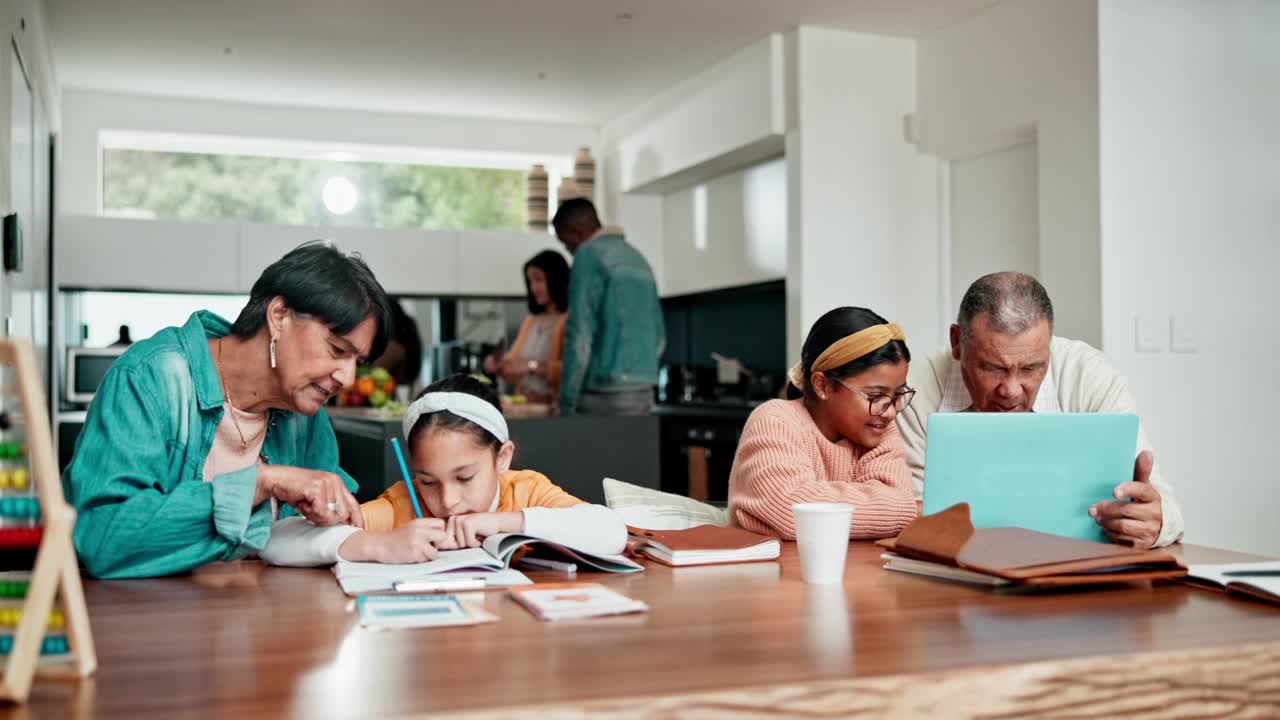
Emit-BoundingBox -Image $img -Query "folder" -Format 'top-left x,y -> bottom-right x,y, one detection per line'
877,503 -> 1187,587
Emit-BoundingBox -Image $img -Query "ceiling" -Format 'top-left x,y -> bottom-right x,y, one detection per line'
47,0 -> 1000,126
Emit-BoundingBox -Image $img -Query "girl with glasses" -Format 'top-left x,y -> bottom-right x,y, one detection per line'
727,307 -> 918,540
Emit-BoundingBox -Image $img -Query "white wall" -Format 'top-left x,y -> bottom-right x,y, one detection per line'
785,27 -> 939,363
917,0 -> 1101,347
605,35 -> 785,195
0,0 -> 59,213
661,157 -> 786,297
2,0 -> 59,398
58,89 -> 596,216
597,33 -> 788,295
1098,0 -> 1280,555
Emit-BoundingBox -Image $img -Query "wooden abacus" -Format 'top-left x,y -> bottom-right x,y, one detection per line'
0,338 -> 95,703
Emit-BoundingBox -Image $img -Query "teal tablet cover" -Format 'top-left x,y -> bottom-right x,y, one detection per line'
921,413 -> 1139,542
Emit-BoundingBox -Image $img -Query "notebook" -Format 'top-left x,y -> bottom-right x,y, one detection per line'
335,532 -> 642,594
877,503 -> 1187,587
923,413 -> 1139,542
880,553 -> 1011,587
508,582 -> 649,621
1183,562 -> 1280,607
627,525 -> 780,566
356,593 -> 498,629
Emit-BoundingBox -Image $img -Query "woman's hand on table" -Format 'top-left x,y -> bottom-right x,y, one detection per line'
499,356 -> 532,380
258,465 -> 364,529
339,519 -> 448,563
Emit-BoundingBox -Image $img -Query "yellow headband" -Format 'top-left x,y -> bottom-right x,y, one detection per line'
788,322 -> 906,389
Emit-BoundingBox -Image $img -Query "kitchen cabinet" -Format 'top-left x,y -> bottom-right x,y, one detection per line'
56,216 -> 548,298
238,222 -> 460,296
654,404 -> 754,504
56,216 -> 240,292
456,230 -> 562,296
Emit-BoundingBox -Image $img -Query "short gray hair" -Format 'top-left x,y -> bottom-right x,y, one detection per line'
957,272 -> 1054,343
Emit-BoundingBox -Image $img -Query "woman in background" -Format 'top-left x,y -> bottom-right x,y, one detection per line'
483,250 -> 569,403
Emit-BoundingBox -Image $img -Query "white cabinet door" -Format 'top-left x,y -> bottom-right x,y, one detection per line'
56,216 -> 241,293
238,223 -> 458,296
455,230 -> 560,296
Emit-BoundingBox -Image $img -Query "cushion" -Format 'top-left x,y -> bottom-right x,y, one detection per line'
602,477 -> 729,530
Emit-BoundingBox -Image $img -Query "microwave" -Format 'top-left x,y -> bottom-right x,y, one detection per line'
65,346 -> 128,406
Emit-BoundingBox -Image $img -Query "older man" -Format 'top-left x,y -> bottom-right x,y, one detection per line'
897,272 -> 1184,548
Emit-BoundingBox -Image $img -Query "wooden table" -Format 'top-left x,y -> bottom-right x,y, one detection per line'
6,543 -> 1279,719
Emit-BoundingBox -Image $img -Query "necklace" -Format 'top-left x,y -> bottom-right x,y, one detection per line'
216,339 -> 269,450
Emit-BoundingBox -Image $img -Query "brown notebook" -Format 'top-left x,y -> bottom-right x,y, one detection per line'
877,503 -> 1187,587
627,525 -> 781,567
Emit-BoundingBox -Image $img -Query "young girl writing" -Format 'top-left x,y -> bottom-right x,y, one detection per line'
727,307 -> 919,540
262,374 -> 626,565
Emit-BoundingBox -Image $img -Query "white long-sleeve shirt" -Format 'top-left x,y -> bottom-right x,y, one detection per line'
895,336 -> 1185,548
260,501 -> 627,567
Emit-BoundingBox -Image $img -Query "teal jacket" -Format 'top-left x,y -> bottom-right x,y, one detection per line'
558,228 -> 665,412
62,311 -> 358,579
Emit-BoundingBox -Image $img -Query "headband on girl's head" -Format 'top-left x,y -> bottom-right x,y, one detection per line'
402,392 -> 510,444
787,322 -> 907,389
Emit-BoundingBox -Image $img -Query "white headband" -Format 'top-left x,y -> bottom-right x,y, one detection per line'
402,392 -> 510,445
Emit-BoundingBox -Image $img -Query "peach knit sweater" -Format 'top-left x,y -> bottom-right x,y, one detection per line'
728,399 -> 918,540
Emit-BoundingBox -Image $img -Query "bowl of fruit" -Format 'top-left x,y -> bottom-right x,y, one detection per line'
339,366 -> 403,414
500,392 -> 551,419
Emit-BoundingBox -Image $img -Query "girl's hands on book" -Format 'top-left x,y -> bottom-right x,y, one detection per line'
436,512 -> 525,550
340,519 -> 448,564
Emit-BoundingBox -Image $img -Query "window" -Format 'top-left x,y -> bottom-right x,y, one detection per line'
102,149 -> 528,231
71,292 -> 250,348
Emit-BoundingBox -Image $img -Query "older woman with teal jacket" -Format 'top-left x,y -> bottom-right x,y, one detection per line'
62,242 -> 406,578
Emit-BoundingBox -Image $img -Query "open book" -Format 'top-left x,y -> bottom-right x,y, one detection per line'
1183,562 -> 1280,607
335,532 -> 642,594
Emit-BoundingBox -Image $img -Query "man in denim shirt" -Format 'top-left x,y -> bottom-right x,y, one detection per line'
553,199 -> 664,415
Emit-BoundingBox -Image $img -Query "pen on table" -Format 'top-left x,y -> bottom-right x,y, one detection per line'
393,578 -> 486,593
518,557 -> 577,574
390,437 -> 423,518
1221,570 -> 1280,577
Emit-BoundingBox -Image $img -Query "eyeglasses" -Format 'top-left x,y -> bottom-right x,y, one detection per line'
832,378 -> 916,416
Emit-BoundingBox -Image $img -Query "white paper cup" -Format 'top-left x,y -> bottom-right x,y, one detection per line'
792,502 -> 855,584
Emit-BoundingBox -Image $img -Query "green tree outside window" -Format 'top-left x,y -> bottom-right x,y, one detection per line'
103,149 -> 525,231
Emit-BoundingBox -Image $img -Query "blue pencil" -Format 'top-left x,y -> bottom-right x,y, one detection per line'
390,437 -> 424,518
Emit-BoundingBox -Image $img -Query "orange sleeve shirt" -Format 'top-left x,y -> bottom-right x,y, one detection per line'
360,469 -> 584,532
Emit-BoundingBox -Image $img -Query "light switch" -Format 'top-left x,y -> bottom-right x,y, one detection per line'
1135,315 -> 1165,353
1170,316 -> 1197,353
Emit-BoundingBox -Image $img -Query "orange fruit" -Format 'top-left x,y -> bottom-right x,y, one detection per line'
356,377 -> 376,396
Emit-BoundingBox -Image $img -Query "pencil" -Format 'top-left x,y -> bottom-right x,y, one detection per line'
390,437 -> 424,518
